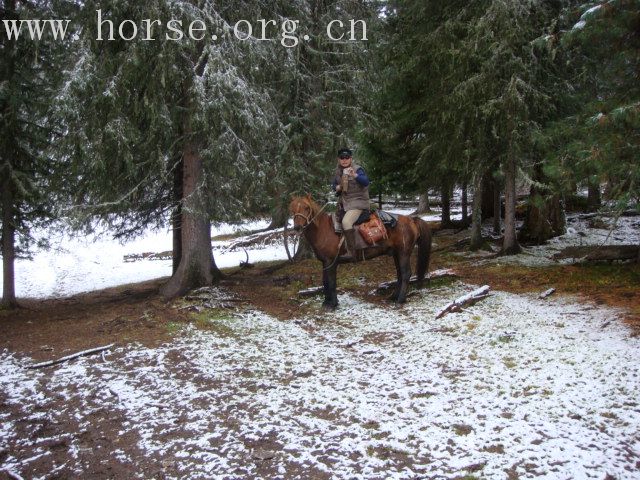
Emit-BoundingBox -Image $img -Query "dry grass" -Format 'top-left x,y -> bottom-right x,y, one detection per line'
453,261 -> 640,333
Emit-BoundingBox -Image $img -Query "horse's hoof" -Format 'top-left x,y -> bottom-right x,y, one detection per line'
386,294 -> 398,303
321,302 -> 337,311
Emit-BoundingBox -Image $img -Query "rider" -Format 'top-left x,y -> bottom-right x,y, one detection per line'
332,147 -> 370,262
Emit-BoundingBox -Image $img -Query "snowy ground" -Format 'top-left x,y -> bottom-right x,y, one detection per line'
1,219 -> 286,299
481,215 -> 640,268
1,285 -> 639,479
2,203 -> 450,299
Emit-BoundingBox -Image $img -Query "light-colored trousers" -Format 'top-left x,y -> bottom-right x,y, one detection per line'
342,209 -> 363,231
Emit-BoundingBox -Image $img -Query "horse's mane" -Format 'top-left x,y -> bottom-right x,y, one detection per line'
303,196 -> 322,218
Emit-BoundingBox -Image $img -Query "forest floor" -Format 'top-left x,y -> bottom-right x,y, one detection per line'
1,221 -> 639,479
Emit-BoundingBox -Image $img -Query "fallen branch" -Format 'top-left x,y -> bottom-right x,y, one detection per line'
553,245 -> 639,262
123,251 -> 172,262
298,286 -> 325,297
2,470 -> 25,480
539,288 -> 556,299
435,285 -> 491,319
572,210 -> 639,220
224,228 -> 295,252
28,344 -> 115,370
377,269 -> 459,291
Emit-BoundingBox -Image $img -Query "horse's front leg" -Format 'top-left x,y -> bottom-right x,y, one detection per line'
322,261 -> 339,309
395,253 -> 412,304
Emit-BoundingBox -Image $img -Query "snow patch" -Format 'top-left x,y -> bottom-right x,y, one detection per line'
2,286 -> 639,478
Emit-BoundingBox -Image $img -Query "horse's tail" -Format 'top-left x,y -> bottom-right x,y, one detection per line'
413,217 -> 432,286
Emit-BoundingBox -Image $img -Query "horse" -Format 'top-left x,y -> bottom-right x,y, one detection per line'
289,195 -> 432,309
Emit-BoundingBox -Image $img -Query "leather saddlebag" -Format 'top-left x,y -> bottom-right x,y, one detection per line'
358,213 -> 388,245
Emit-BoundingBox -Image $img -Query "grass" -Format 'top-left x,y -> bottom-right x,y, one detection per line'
452,424 -> 473,436
453,259 -> 640,333
166,322 -> 182,335
502,357 -> 517,369
190,310 -> 237,336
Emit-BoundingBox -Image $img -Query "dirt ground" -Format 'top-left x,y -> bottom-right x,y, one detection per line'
1,242 -> 638,479
2,239 -> 638,361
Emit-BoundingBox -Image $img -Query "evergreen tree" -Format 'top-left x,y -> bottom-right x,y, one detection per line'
460,0 -> 571,253
368,0 -> 573,251
555,0 -> 640,210
360,1 -> 469,204
1,0 -> 74,307
264,0 -> 378,228
59,0 -> 280,297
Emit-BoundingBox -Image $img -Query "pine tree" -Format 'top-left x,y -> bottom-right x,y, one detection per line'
263,0 -> 377,228
58,0 -> 280,298
360,1 -> 473,216
556,0 -> 640,210
1,0 -> 75,307
365,1 -> 581,251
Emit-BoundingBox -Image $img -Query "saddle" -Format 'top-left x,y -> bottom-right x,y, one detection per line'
332,210 -> 399,248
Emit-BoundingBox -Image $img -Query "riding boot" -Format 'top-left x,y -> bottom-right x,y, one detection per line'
339,229 -> 359,262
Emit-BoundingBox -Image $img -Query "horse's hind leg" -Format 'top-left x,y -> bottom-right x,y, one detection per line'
395,253 -> 412,304
388,254 -> 401,302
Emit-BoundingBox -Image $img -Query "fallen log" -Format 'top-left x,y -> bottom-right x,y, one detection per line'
2,470 -> 24,480
223,228 -> 295,252
28,344 -> 115,370
552,245 -> 639,262
298,286 -> 325,297
376,269 -> 459,291
539,288 -> 556,299
435,285 -> 490,319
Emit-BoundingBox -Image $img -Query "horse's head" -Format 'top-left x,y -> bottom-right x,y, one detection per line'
289,194 -> 319,232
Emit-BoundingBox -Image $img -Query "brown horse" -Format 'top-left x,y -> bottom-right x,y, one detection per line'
289,195 -> 432,308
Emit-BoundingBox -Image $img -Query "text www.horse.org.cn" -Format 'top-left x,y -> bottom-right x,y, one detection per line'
95,10 -> 368,47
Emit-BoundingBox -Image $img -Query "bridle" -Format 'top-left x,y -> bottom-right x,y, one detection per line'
292,201 -> 328,232
290,200 -> 341,270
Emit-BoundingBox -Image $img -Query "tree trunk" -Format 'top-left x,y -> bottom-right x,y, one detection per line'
461,182 -> 468,223
492,180 -> 501,235
209,223 -> 223,280
293,235 -> 314,261
548,194 -> 566,236
587,179 -> 601,212
414,191 -> 431,214
161,141 -> 214,299
481,172 -> 495,220
520,164 -> 566,244
502,154 -> 521,255
521,192 -> 552,245
171,156 -> 183,275
1,0 -> 18,308
268,202 -> 289,230
469,172 -> 484,251
440,182 -> 451,226
2,177 -> 17,308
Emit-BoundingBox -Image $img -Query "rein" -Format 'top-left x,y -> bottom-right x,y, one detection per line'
292,202 -> 342,269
